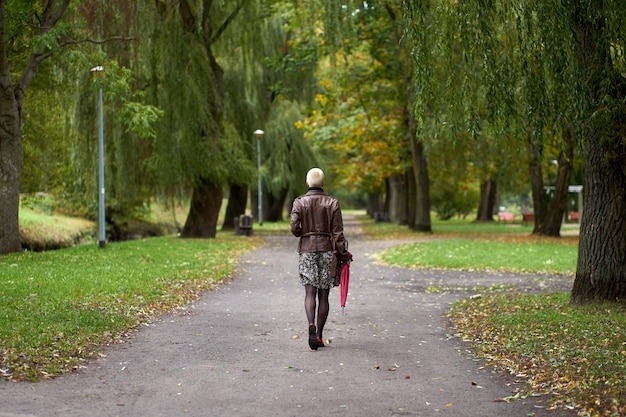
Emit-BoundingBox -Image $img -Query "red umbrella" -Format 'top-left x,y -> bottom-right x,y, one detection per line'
340,261 -> 350,314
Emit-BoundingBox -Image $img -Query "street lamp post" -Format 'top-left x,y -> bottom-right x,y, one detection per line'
254,129 -> 264,225
91,66 -> 105,248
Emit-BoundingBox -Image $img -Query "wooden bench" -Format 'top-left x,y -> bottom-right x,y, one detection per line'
235,215 -> 253,236
522,212 -> 535,226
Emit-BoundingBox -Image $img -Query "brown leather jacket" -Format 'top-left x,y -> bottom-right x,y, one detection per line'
290,188 -> 348,257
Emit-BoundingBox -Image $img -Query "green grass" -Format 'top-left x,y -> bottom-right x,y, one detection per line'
253,219 -> 291,234
358,212 -> 581,239
0,234 -> 260,381
19,208 -> 96,250
379,238 -> 577,275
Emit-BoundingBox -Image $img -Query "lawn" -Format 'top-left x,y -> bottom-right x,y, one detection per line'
0,234 -> 260,381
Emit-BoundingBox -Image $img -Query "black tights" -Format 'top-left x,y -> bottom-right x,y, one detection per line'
305,284 -> 330,338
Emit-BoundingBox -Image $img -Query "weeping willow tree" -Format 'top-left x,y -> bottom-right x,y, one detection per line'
141,1 -> 262,238
263,99 -> 317,221
66,1 -> 163,239
218,51 -> 262,230
217,1 -> 320,229
0,0 -> 153,252
405,1 -> 526,225
405,1 -> 583,235
0,1 -> 74,254
405,1 -> 626,302
140,0 -> 321,234
257,2 -> 323,222
510,1 -> 583,237
421,0 -> 626,301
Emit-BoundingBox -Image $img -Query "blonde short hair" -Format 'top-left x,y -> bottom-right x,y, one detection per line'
306,168 -> 324,187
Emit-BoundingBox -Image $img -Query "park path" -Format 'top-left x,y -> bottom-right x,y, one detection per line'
0,216 -> 577,417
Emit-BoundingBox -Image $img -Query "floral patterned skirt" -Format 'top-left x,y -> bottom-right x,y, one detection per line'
298,251 -> 337,289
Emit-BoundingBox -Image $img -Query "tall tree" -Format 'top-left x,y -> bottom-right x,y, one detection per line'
569,1 -> 626,303
405,0 -> 626,302
247,2 -> 320,223
0,0 -> 71,254
146,1 -> 253,238
300,1 -> 428,229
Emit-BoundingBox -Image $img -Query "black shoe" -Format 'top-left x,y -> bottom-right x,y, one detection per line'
308,325 -> 318,350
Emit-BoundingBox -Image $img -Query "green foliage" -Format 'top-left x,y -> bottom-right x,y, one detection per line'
151,85 -> 219,187
264,99 -> 316,196
68,58 -> 162,218
21,76 -> 76,194
402,0 -> 589,223
430,181 -> 479,220
217,1 -> 321,196
259,3 -> 321,103
118,101 -> 163,139
298,2 -> 412,194
146,3 -> 242,191
0,234 -> 259,381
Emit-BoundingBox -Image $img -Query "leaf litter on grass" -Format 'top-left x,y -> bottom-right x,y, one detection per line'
448,293 -> 626,417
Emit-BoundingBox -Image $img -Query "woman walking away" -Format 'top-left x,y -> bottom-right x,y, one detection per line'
290,168 -> 352,350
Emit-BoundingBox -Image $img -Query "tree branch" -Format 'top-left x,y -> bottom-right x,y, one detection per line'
60,36 -> 137,46
18,0 -> 70,97
209,2 -> 244,45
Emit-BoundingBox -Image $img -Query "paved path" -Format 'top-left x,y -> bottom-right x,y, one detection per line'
0,217 -> 577,417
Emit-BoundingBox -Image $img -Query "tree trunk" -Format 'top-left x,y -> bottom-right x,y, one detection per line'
221,183 -> 248,230
527,129 -> 547,234
544,124 -> 575,237
367,192 -> 383,217
410,138 -> 432,232
175,1 -> 243,238
476,176 -> 497,222
0,0 -> 21,253
570,4 -> 626,303
0,86 -> 23,254
383,178 -> 391,216
405,70 -> 431,232
387,173 -> 408,224
571,130 -> 626,302
0,1 -> 70,254
180,179 -> 223,238
266,188 -> 287,222
406,165 -> 416,229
